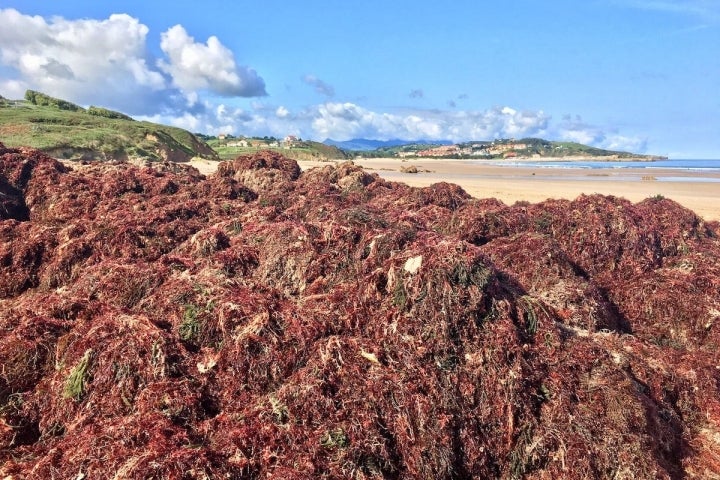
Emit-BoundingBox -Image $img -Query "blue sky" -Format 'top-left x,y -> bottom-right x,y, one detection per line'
0,1 -> 718,157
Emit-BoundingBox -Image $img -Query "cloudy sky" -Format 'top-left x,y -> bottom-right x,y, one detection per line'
1,1 -> 718,157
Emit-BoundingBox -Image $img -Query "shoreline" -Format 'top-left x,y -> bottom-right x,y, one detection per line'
314,157 -> 720,221
195,156 -> 720,221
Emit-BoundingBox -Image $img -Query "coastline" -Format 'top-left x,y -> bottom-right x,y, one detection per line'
322,157 -> 720,221
189,156 -> 720,221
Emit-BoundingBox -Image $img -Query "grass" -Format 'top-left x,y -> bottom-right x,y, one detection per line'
0,100 -> 216,161
226,220 -> 243,235
207,139 -> 348,161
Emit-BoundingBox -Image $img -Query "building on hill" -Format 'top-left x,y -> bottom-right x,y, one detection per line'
487,143 -> 528,155
282,135 -> 300,149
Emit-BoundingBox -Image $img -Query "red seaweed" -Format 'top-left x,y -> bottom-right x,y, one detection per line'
1,144 -> 718,478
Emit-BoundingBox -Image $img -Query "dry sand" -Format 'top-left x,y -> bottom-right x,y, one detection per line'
191,157 -> 720,221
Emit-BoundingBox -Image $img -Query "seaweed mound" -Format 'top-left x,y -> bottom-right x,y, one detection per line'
1,143 -> 719,479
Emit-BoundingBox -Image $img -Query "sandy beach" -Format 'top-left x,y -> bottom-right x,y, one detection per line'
191,156 -> 720,221
356,157 -> 720,222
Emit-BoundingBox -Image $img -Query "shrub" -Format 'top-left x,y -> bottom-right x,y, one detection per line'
24,90 -> 83,112
87,106 -> 134,121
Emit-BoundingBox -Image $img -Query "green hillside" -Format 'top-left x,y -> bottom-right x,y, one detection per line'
206,136 -> 349,161
0,91 -> 217,163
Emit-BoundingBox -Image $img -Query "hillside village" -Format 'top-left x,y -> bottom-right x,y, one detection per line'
415,141 -> 531,158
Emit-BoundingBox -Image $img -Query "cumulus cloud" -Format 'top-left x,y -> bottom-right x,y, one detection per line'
0,9 -> 165,112
302,75 -> 335,97
0,79 -> 26,99
158,25 -> 266,97
557,115 -> 647,152
0,8 -> 266,115
309,102 -> 549,142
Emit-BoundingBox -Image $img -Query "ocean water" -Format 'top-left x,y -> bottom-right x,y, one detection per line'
454,158 -> 720,184
482,159 -> 720,171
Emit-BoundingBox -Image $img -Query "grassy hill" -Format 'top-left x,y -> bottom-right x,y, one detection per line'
0,92 -> 217,163
207,137 -> 349,162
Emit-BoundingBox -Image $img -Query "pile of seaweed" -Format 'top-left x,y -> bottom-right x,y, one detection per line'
1,143 -> 719,479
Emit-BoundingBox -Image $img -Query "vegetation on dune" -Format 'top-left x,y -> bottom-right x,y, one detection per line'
24,89 -> 83,112
207,136 -> 350,161
0,91 -> 217,163
87,106 -> 134,121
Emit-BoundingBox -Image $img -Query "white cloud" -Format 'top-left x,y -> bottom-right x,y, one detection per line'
601,135 -> 648,152
0,9 -> 266,115
0,79 -> 26,99
276,106 -> 290,118
309,102 -> 549,141
158,25 -> 265,98
0,9 -> 165,111
557,115 -> 647,152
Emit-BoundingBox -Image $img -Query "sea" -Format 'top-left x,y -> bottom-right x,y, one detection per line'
474,159 -> 720,183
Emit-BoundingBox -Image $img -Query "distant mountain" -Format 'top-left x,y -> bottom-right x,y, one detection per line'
324,138 -> 453,151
